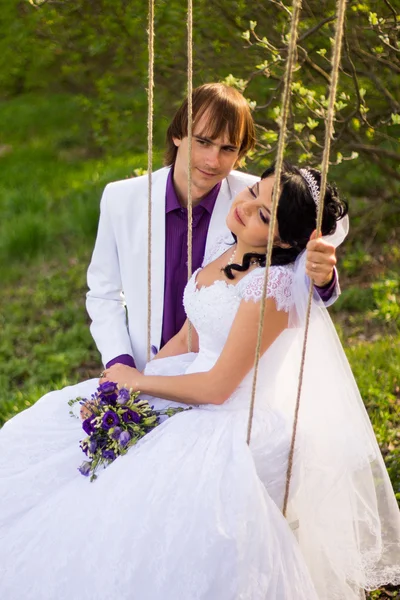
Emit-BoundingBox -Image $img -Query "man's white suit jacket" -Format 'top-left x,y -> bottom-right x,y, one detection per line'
86,166 -> 260,371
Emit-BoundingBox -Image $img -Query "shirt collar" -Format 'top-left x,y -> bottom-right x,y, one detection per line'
166,167 -> 221,215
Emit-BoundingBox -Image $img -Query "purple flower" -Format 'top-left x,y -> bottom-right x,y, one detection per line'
82,415 -> 96,435
98,398 -> 111,408
78,461 -> 91,476
117,388 -> 131,404
102,449 -> 116,461
97,437 -> 108,451
89,439 -> 97,453
110,426 -> 122,440
122,408 -> 140,424
102,410 -> 120,430
119,430 -> 131,447
98,393 -> 118,406
98,381 -> 118,395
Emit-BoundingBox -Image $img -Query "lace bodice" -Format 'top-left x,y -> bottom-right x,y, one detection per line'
183,239 -> 294,363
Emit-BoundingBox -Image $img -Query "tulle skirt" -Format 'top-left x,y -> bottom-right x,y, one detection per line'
0,355 -> 319,600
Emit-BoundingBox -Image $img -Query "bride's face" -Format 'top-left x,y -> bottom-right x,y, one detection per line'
226,176 -> 281,251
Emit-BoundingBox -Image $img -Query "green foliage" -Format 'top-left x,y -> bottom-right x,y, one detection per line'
335,273 -> 399,325
240,1 -> 399,181
344,336 -> 400,500
335,285 -> 375,313
1,0 -> 398,191
371,278 -> 400,324
0,257 -> 98,425
0,94 -> 160,277
341,248 -> 373,277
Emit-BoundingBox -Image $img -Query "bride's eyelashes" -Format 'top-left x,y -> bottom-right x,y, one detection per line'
246,187 -> 269,225
247,185 -> 257,199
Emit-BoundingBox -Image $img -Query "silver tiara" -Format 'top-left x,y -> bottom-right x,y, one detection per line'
300,168 -> 320,208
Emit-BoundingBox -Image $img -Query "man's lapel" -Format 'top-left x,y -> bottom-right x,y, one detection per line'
149,168 -> 169,352
205,177 -> 233,256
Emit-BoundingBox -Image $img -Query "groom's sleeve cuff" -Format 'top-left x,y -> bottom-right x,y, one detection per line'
106,354 -> 136,369
314,268 -> 337,302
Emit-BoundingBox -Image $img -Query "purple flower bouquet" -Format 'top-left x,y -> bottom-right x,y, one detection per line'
68,382 -> 184,482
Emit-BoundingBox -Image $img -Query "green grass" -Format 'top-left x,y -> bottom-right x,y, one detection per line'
0,256 -> 97,423
0,92 -> 162,280
345,336 -> 400,499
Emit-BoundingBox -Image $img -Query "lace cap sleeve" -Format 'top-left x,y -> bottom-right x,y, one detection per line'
240,265 -> 294,312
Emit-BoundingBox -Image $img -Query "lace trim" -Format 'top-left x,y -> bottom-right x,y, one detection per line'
240,266 -> 294,312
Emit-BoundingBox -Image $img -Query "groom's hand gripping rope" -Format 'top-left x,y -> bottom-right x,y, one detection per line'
305,230 -> 337,287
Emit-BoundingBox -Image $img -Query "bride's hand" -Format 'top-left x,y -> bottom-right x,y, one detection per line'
80,400 -> 97,421
102,364 -> 142,391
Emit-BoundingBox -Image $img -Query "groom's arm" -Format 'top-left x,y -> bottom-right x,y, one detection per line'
307,234 -> 340,307
314,270 -> 338,305
86,184 -> 135,367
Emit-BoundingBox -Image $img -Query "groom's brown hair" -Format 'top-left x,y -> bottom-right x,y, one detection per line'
164,83 -> 256,167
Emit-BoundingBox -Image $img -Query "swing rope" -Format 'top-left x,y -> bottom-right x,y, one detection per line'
145,0 -> 347,520
246,0 -> 304,447
282,0 -> 348,517
146,0 -> 155,363
187,0 -> 194,352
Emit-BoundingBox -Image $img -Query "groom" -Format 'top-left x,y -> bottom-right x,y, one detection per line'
87,83 -> 339,373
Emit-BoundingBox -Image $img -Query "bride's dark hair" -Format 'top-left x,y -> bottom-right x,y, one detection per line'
224,160 -> 348,280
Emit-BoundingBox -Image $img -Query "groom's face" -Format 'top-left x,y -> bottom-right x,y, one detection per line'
173,111 -> 241,199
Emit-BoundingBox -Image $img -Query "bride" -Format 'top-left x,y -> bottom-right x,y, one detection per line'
0,162 -> 399,600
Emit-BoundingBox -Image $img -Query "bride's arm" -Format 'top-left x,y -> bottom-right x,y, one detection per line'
152,320 -> 199,360
106,298 -> 287,405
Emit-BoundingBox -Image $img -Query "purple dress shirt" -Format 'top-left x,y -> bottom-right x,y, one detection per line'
106,170 -> 335,368
160,170 -> 221,347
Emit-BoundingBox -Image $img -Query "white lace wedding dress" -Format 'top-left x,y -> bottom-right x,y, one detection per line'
0,244 -> 320,599
1,241 -> 399,600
